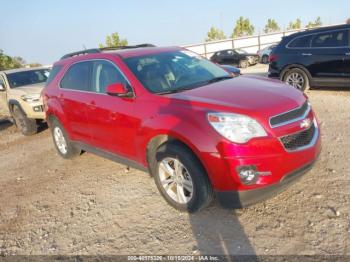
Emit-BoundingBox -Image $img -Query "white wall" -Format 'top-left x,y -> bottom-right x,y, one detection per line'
182,25 -> 340,58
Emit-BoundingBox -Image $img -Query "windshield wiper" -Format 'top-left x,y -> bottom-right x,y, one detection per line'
155,87 -> 194,95
206,75 -> 233,84
155,76 -> 233,95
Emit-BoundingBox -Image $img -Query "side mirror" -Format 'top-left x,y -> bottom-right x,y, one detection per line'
106,82 -> 133,98
0,83 -> 5,91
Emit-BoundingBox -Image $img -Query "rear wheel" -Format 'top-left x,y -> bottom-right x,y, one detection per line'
239,60 -> 249,68
50,118 -> 80,159
12,105 -> 38,136
283,68 -> 310,91
151,142 -> 213,213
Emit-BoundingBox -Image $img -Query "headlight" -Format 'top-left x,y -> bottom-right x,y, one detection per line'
21,94 -> 41,102
208,113 -> 267,143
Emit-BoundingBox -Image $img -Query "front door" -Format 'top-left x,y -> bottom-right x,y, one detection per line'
86,59 -> 138,159
221,50 -> 237,65
0,76 -> 10,117
343,30 -> 350,85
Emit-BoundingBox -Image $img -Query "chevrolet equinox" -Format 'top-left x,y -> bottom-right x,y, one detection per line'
43,45 -> 321,212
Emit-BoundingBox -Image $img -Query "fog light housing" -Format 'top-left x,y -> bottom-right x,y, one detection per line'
33,105 -> 43,112
236,165 -> 259,185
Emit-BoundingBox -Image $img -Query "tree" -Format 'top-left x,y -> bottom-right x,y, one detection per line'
287,18 -> 302,30
205,27 -> 226,42
0,50 -> 24,71
306,17 -> 322,28
263,19 -> 280,34
99,32 -> 128,48
231,17 -> 255,38
28,63 -> 42,68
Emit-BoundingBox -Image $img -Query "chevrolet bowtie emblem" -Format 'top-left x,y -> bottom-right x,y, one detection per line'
300,118 -> 312,129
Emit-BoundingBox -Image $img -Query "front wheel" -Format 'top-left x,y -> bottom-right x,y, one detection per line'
12,105 -> 38,136
239,60 -> 249,68
283,68 -> 310,91
151,142 -> 213,213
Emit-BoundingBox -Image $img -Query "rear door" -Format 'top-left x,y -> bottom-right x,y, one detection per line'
308,29 -> 349,82
86,59 -> 138,158
59,61 -> 93,142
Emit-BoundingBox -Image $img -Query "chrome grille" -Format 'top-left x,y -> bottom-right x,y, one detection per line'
270,102 -> 310,128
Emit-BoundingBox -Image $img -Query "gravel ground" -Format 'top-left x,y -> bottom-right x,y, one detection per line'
0,64 -> 349,256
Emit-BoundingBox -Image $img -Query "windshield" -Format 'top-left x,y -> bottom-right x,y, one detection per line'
7,69 -> 51,88
235,49 -> 247,54
123,50 -> 230,94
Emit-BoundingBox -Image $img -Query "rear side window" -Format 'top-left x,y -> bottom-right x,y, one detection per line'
91,60 -> 128,94
46,65 -> 62,86
60,62 -> 92,91
311,30 -> 349,48
288,35 -> 313,48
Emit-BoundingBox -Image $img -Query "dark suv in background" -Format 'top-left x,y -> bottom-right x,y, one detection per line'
268,24 -> 350,91
211,49 -> 259,68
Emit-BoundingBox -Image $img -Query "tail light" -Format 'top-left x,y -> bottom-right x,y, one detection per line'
269,54 -> 278,62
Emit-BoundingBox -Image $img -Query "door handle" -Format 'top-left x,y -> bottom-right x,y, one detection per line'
110,112 -> 117,121
302,53 -> 312,56
89,101 -> 96,109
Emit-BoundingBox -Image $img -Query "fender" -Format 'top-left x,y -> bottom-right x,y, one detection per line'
134,113 -> 217,174
280,64 -> 314,86
46,97 -> 72,135
8,99 -> 26,115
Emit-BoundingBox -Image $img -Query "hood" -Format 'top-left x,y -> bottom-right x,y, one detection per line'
10,83 -> 45,95
166,75 -> 306,122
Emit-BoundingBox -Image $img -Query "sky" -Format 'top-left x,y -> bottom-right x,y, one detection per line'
1,0 -> 349,65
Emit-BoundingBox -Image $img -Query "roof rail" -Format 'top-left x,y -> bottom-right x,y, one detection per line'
60,44 -> 156,60
100,43 -> 156,51
60,49 -> 101,60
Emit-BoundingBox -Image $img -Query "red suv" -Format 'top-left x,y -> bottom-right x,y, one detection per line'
43,45 -> 321,212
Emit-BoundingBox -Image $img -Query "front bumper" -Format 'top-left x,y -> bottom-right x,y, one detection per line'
20,100 -> 45,119
216,156 -> 319,208
248,56 -> 259,65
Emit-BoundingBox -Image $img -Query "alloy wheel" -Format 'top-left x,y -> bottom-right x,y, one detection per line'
285,72 -> 305,90
158,157 -> 194,204
53,127 -> 68,154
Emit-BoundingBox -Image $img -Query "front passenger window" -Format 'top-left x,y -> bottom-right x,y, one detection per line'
92,60 -> 128,94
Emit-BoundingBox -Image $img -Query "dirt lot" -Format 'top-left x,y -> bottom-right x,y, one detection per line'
0,64 -> 350,256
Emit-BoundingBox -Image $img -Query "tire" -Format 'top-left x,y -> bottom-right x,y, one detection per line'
261,55 -> 269,64
239,60 -> 249,68
50,118 -> 80,159
12,105 -> 38,136
283,68 -> 310,91
151,142 -> 213,213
